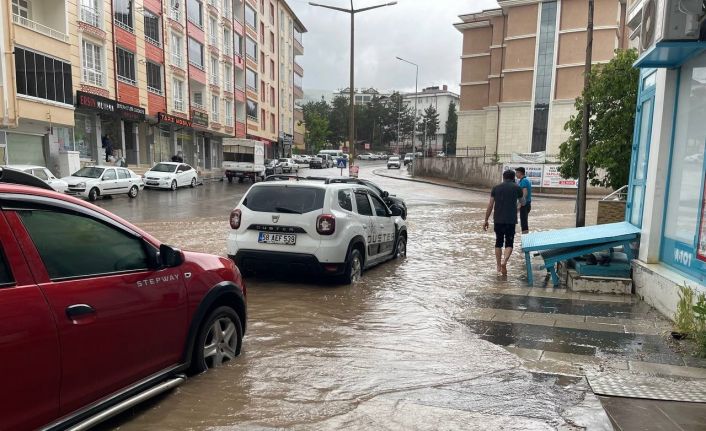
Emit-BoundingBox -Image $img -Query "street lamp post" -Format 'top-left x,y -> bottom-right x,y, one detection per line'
396,56 -> 418,154
310,1 -> 397,165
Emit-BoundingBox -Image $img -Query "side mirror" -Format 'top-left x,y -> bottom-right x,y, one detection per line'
382,191 -> 389,198
160,244 -> 184,268
390,205 -> 403,217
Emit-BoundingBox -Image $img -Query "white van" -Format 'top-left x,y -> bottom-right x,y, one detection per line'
318,149 -> 348,160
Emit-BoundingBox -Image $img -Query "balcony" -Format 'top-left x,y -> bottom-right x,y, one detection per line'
171,53 -> 185,68
209,74 -> 219,86
294,61 -> 303,77
170,7 -> 182,22
174,99 -> 185,112
80,5 -> 101,29
12,13 -> 68,43
83,68 -> 103,87
293,85 -> 303,100
293,34 -> 303,55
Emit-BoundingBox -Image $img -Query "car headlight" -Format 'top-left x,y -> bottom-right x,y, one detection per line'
77,182 -> 86,188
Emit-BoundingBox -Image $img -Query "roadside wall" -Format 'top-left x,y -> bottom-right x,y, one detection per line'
413,157 -> 608,195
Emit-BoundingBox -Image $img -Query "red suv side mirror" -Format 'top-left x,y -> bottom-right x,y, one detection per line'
160,244 -> 184,268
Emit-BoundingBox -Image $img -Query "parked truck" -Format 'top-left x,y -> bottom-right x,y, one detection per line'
222,138 -> 266,183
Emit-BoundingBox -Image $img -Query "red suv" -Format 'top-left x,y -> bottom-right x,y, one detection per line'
0,168 -> 246,431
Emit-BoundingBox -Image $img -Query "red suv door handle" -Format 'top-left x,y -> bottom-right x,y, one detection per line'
66,304 -> 96,322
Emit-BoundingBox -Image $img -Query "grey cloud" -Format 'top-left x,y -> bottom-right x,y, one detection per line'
288,0 -> 500,94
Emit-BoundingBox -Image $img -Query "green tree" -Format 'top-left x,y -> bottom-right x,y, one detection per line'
329,95 -> 350,146
304,113 -> 329,154
419,105 -> 440,149
444,101 -> 458,155
558,49 -> 639,189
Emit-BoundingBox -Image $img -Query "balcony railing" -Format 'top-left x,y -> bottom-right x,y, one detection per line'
171,8 -> 181,21
82,69 -> 103,87
223,43 -> 232,56
174,99 -> 185,112
209,74 -> 219,85
210,33 -> 218,45
192,100 -> 206,110
226,115 -> 234,126
80,6 -> 101,29
212,112 -> 220,123
148,85 -> 163,96
146,35 -> 161,47
171,53 -> 184,68
12,14 -> 69,42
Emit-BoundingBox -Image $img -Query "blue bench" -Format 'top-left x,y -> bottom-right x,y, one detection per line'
520,222 -> 641,286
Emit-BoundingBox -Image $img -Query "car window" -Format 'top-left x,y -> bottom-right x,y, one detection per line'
243,186 -> 325,214
185,165 -> 193,171
354,191 -> 373,216
102,169 -> 117,181
118,169 -> 130,179
0,247 -> 14,286
17,210 -> 149,280
32,168 -> 49,180
370,195 -> 388,217
338,189 -> 353,211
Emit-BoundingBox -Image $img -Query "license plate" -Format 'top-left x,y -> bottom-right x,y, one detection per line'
258,232 -> 296,245
147,181 -> 160,185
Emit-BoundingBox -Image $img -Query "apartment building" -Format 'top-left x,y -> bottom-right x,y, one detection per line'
403,85 -> 459,152
0,0 -> 303,174
335,87 -> 389,106
454,0 -> 629,157
0,0 -> 77,174
277,0 -> 305,154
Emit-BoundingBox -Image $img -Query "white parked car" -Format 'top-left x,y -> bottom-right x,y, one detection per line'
227,178 -> 408,284
358,153 -> 374,160
278,158 -> 299,173
63,166 -> 144,201
3,164 -> 68,192
143,162 -> 198,190
387,156 -> 401,169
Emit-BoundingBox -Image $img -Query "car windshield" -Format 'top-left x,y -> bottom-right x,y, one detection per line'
389,157 -> 399,161
405,153 -> 413,158
150,163 -> 177,173
72,167 -> 105,178
243,186 -> 326,214
279,158 -> 289,163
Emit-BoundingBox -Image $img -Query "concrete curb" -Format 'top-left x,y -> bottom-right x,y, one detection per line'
371,169 -> 597,201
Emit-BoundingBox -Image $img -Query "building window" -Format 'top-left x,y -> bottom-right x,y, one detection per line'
270,31 -> 274,53
114,0 -> 133,31
170,0 -> 181,21
144,10 -> 161,46
173,78 -> 185,111
171,32 -> 184,67
81,39 -> 103,86
270,86 -> 274,107
260,52 -> 265,73
269,2 -> 274,24
245,37 -> 257,61
225,100 -> 233,125
187,0 -> 203,27
261,81 -> 265,102
245,4 -> 256,28
224,64 -> 232,90
188,37 -> 204,68
270,59 -> 275,80
116,47 -> 136,84
147,62 -> 162,94
246,68 -> 257,90
294,72 -> 302,89
270,113 -> 275,133
280,10 -> 284,31
246,99 -> 258,119
211,95 -> 220,122
261,108 -> 265,129
14,47 -> 72,104
12,0 -> 31,19
234,33 -> 242,56
530,0 -> 557,153
80,0 -> 101,28
210,56 -> 219,85
223,29 -> 232,56
209,15 -> 218,45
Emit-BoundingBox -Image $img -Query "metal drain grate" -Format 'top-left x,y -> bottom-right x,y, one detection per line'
588,374 -> 706,403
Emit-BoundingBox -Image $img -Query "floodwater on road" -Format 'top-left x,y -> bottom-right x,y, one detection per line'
98,163 -> 605,430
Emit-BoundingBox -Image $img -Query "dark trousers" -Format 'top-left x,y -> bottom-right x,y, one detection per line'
494,223 -> 516,249
520,203 -> 531,232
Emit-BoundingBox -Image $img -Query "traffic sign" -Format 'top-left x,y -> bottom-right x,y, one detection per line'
337,158 -> 347,168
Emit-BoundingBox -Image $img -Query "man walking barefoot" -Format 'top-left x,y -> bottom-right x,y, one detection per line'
484,170 -> 523,276
515,167 -> 532,234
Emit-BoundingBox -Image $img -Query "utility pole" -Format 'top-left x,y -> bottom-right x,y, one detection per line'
576,0 -> 594,227
396,57 -> 418,155
310,1 -> 397,165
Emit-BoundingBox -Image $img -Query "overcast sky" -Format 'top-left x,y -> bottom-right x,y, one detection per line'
287,0 -> 500,94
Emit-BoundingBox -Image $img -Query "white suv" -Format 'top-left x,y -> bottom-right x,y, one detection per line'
227,178 -> 408,283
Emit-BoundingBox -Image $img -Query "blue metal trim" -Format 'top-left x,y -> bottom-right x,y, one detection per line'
634,41 -> 706,69
695,146 -> 706,251
659,68 -> 682,263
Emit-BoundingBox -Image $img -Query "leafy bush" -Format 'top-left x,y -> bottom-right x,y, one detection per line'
675,283 -> 696,335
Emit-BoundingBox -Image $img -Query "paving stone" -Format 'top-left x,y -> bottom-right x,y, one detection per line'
629,361 -> 706,379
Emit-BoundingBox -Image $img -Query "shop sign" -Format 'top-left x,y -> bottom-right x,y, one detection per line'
542,165 -> 578,189
158,112 -> 192,128
76,91 -> 145,121
191,110 -> 209,127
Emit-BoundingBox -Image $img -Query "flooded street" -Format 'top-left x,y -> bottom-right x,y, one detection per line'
96,163 -> 608,430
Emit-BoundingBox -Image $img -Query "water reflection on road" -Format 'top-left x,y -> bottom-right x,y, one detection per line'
99,163 -> 603,430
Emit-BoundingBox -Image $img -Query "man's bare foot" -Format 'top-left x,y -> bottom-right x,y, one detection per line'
496,265 -> 502,275
501,263 -> 508,276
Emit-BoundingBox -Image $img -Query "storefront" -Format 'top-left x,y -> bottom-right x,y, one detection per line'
629,37 -> 706,319
74,91 -> 146,165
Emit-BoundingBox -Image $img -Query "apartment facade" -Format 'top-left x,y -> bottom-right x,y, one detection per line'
403,85 -> 459,152
0,0 -> 303,174
277,0 -> 305,153
454,0 -> 629,157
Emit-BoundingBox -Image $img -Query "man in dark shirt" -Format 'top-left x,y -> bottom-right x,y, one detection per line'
484,170 -> 523,275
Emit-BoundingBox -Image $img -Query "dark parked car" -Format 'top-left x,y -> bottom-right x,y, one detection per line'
265,159 -> 284,177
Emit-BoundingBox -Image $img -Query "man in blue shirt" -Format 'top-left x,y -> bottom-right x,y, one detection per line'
515,167 -> 532,234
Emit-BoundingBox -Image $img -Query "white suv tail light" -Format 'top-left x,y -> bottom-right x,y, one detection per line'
316,214 -> 335,235
230,208 -> 242,229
